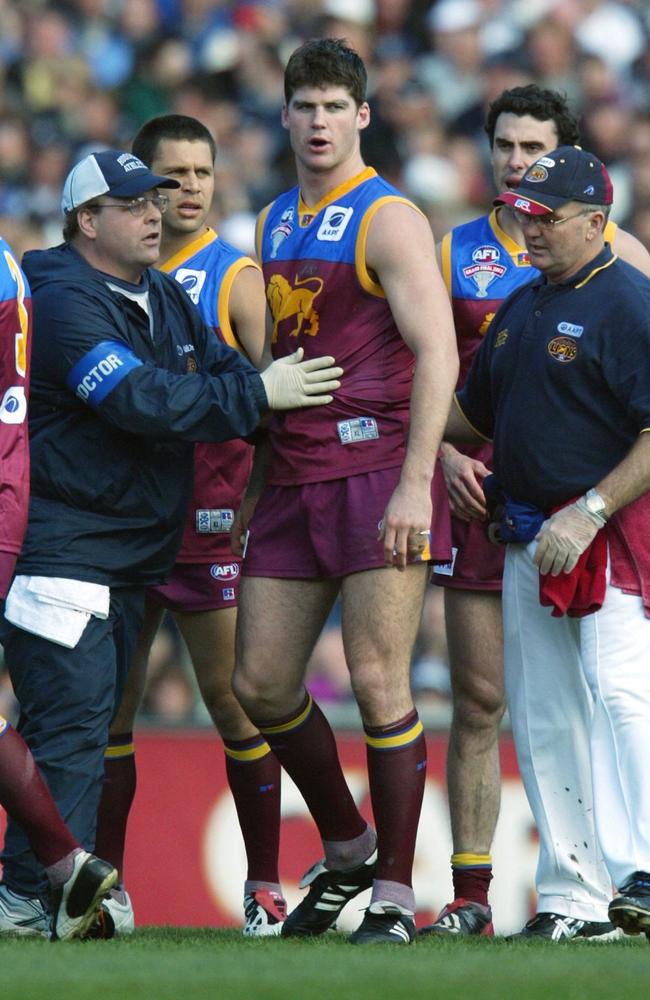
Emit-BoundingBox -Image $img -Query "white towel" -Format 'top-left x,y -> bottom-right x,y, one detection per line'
5,576 -> 110,648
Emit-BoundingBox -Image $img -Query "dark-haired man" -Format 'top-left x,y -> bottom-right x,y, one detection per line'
232,38 -> 458,946
425,88 -> 650,941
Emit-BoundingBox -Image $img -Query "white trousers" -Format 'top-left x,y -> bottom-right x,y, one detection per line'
503,542 -> 650,921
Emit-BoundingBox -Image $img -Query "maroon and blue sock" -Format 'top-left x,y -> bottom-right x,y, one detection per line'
93,732 -> 136,880
256,693 -> 367,848
451,853 -> 493,906
224,734 -> 281,885
365,709 -> 427,896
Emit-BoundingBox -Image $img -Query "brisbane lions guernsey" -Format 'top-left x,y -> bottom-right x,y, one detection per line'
0,238 -> 31,597
257,167 -> 420,485
441,209 -> 619,388
161,229 -> 256,562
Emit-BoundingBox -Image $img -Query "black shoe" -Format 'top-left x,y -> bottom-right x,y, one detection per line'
609,871 -> 650,936
50,852 -> 118,941
419,899 -> 494,938
507,911 -> 621,942
349,902 -> 415,945
281,850 -> 377,938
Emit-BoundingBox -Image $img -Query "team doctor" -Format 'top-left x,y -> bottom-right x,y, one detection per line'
445,145 -> 650,939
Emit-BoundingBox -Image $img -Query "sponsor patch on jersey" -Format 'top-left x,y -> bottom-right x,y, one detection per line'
495,328 -> 508,348
222,587 -> 236,601
548,336 -> 577,363
524,164 -> 549,183
557,321 -> 584,338
174,269 -> 206,304
0,385 -> 26,424
317,205 -> 354,242
196,508 -> 234,534
463,246 -> 506,299
337,416 -> 379,444
210,562 -> 240,582
433,547 -> 458,576
66,340 -> 143,405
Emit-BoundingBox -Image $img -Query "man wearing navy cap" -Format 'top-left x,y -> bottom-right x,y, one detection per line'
445,145 -> 650,941
0,149 -> 342,934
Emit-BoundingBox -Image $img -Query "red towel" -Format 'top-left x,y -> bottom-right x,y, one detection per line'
538,490 -> 650,619
539,527 -> 608,618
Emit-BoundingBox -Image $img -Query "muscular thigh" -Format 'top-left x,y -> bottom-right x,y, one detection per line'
236,575 -> 340,698
445,588 -> 504,713
341,564 -> 428,725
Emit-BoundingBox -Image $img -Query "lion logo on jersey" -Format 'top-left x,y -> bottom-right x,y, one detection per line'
267,274 -> 324,343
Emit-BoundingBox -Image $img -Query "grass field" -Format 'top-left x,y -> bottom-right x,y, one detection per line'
1,929 -> 648,1000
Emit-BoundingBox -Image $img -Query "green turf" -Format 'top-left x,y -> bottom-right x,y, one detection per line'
1,929 -> 647,1000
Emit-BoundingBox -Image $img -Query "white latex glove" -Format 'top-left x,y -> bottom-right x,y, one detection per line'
260,347 -> 343,409
533,498 -> 603,576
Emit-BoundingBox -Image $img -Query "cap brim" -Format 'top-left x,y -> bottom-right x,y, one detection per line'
108,172 -> 180,197
494,188 -> 569,214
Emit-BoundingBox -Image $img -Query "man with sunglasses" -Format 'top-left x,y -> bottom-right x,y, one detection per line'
444,145 -> 650,943
0,149 -> 342,931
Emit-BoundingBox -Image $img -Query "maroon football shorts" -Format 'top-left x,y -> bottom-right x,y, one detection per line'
146,559 -> 242,612
432,514 -> 504,591
242,465 -> 451,579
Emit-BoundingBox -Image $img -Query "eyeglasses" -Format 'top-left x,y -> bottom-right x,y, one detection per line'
513,208 -> 593,229
93,194 -> 170,216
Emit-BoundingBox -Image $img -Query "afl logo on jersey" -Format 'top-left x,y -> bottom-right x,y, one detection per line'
317,205 -> 354,242
463,245 -> 506,299
210,563 -> 240,582
548,336 -> 577,362
175,269 -> 207,304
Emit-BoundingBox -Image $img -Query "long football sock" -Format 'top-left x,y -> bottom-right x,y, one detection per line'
451,853 -> 493,906
0,718 -> 78,867
224,735 -> 282,885
256,693 -> 368,859
365,708 -> 427,909
93,732 -> 136,880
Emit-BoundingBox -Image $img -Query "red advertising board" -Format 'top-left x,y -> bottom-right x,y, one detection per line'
0,730 -> 538,935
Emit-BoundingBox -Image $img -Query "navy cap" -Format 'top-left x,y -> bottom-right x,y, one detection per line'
494,145 -> 613,216
62,150 -> 180,214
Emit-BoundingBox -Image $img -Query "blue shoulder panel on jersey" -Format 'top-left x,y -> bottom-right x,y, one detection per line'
66,340 -> 143,406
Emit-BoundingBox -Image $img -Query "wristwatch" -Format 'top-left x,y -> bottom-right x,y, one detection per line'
583,488 -> 609,522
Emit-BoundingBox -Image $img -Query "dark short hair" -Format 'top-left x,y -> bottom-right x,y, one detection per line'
284,38 -> 367,107
131,114 -> 217,166
484,84 -> 580,148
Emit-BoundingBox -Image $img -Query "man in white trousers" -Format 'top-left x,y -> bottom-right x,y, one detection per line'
445,144 -> 650,941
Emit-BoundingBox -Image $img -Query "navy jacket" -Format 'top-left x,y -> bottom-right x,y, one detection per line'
19,243 -> 268,586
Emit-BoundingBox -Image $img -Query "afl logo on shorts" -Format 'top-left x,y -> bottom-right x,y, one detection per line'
548,336 -> 577,363
210,563 -> 240,582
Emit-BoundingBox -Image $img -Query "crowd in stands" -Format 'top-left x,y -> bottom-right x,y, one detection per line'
1,0 -> 649,721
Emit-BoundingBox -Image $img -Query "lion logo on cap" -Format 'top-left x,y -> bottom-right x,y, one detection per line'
524,164 -> 549,183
